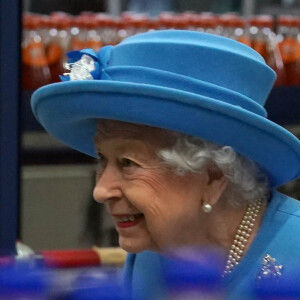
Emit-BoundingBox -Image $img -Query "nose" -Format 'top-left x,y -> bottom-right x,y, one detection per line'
93,164 -> 122,204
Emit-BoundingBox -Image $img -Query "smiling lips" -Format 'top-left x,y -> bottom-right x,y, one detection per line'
113,213 -> 144,228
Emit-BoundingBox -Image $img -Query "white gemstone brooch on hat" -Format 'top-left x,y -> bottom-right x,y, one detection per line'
63,54 -> 96,81
60,47 -> 112,82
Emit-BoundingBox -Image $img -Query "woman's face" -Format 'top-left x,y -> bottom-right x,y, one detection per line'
93,122 -> 211,253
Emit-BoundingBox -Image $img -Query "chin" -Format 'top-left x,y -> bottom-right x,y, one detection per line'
118,236 -> 154,253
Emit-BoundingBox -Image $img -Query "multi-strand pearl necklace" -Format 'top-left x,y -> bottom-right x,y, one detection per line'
222,199 -> 263,277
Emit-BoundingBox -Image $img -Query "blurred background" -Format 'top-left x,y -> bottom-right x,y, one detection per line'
1,0 -> 300,255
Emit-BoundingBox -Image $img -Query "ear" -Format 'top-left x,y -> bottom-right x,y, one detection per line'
202,169 -> 228,207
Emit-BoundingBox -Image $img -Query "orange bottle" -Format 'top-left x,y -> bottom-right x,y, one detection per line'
249,15 -> 285,85
235,17 -> 252,47
22,14 -> 51,90
158,12 -> 177,30
82,14 -> 103,52
180,12 -> 198,31
106,17 -> 124,45
218,13 -> 239,39
46,15 -> 71,83
130,14 -> 151,34
70,16 -> 88,51
69,16 -> 83,51
218,14 -> 251,46
172,14 -> 189,31
96,15 -> 112,46
147,17 -> 159,32
198,13 -> 217,34
277,15 -> 300,85
249,15 -> 273,61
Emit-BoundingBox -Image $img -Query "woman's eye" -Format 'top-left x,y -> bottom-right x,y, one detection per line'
120,158 -> 137,168
97,153 -> 105,164
96,153 -> 106,172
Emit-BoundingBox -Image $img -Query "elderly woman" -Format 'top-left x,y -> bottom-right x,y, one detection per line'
31,30 -> 300,298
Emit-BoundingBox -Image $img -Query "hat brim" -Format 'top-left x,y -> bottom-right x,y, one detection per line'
31,80 -> 300,187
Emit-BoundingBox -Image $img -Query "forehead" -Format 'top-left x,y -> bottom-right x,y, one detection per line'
94,120 -> 176,148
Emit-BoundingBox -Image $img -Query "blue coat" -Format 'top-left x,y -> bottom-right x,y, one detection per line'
123,191 -> 300,299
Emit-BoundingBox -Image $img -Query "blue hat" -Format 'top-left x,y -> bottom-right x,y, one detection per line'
31,30 -> 300,187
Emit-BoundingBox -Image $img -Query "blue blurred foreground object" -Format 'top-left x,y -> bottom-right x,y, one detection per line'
67,283 -> 131,300
162,247 -> 225,299
0,263 -> 49,299
0,260 -> 129,300
124,247 -> 225,300
66,268 -> 131,300
254,268 -> 300,299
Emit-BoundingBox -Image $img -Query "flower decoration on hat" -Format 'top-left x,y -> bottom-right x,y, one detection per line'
60,47 -> 111,82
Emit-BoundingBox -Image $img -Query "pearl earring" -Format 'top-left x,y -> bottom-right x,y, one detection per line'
202,202 -> 212,213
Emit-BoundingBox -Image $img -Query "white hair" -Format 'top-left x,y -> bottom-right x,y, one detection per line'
158,134 -> 270,207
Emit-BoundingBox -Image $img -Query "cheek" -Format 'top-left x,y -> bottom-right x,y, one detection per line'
123,178 -> 203,251
125,171 -> 203,216
124,171 -> 167,203
125,185 -> 167,217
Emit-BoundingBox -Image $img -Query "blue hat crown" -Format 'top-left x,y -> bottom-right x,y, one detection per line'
101,30 -> 276,116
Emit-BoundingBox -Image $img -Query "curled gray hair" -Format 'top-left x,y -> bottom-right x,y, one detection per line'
158,134 -> 270,207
